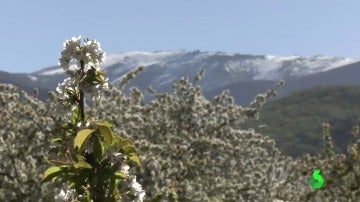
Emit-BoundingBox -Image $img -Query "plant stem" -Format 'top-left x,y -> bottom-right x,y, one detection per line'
80,90 -> 85,124
80,60 -> 85,124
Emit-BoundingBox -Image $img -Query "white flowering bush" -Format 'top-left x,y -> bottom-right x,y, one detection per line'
0,84 -> 57,201
88,68 -> 295,201
43,36 -> 144,202
89,66 -> 360,201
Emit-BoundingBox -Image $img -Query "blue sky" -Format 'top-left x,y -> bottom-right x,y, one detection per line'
1,0 -> 360,73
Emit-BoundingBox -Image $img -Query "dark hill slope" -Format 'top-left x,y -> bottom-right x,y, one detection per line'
205,61 -> 360,106
279,61 -> 360,97
244,85 -> 360,157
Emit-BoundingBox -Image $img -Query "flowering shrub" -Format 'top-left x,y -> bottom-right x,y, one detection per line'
0,84 -> 56,201
88,68 -> 293,201
88,66 -> 360,201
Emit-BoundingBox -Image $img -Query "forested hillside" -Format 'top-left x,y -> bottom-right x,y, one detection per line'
244,85 -> 360,157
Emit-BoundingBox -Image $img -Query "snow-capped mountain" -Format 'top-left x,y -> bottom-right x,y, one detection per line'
33,50 -> 359,93
1,50 -> 360,104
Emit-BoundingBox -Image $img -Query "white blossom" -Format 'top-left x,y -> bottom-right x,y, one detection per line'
112,152 -> 127,167
76,121 -> 90,129
82,39 -> 106,65
129,176 -> 145,202
56,77 -> 78,101
273,199 -> 287,202
59,36 -> 81,71
121,164 -> 130,176
54,189 -> 75,202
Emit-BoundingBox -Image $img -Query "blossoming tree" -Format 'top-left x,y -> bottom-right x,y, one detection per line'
43,36 -> 145,202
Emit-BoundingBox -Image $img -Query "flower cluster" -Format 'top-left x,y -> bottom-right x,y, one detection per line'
51,36 -> 110,121
54,189 -> 75,202
55,77 -> 78,107
129,176 -> 146,202
59,36 -> 105,72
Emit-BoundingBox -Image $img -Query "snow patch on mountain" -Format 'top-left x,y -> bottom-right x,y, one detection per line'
101,50 -> 186,68
33,50 -> 359,93
40,68 -> 64,75
252,55 -> 359,79
28,75 -> 38,81
156,74 -> 177,86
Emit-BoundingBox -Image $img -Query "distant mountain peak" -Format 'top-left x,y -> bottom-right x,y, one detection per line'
2,50 -> 360,105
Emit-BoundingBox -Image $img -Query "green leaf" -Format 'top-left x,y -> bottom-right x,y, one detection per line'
112,135 -> 122,146
74,129 -> 95,150
95,120 -> 114,128
42,166 -> 63,182
43,156 -> 52,165
98,125 -> 113,148
151,194 -> 162,202
51,137 -> 63,143
103,120 -> 114,127
121,139 -> 133,147
93,135 -> 104,162
122,145 -> 136,155
71,107 -> 79,124
95,75 -> 103,83
128,154 -> 141,167
114,171 -> 127,179
74,160 -> 92,169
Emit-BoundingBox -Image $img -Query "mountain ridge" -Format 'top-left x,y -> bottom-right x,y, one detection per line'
1,50 -> 359,104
